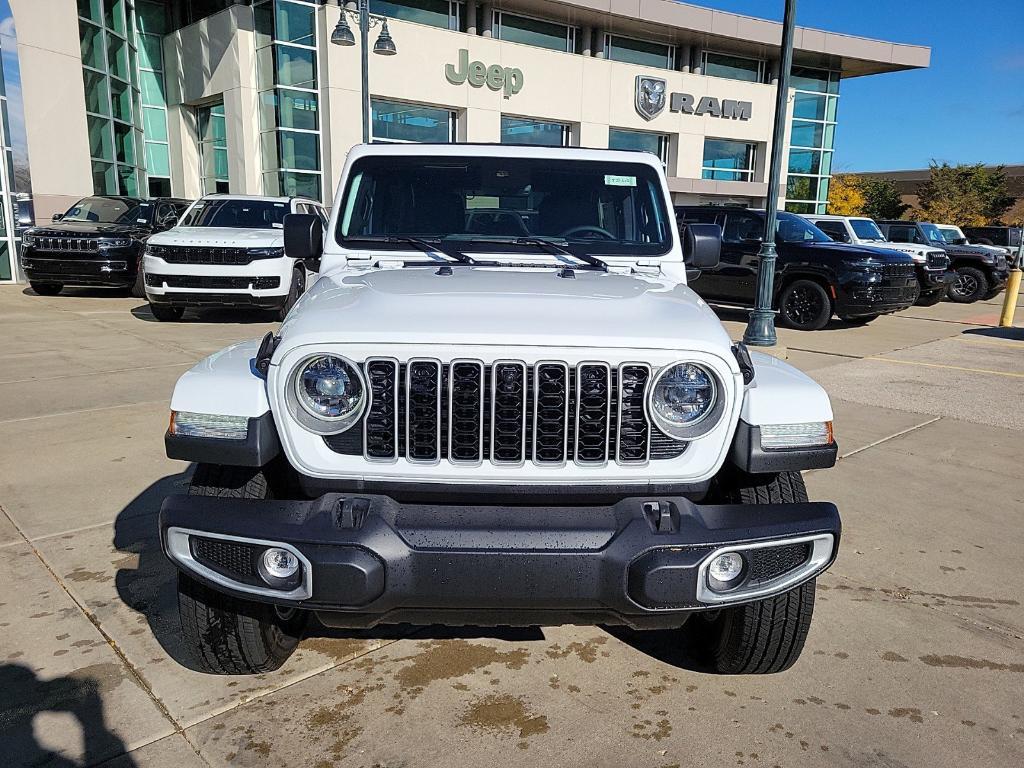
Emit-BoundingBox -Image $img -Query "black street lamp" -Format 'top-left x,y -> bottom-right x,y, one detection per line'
330,1 -> 398,145
742,0 -> 797,348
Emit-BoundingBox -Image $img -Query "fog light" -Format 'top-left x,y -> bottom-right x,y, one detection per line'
262,548 -> 300,580
709,552 -> 744,584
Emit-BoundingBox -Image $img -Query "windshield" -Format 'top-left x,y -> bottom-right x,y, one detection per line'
62,197 -> 151,225
776,212 -> 831,243
179,199 -> 289,229
920,223 -> 948,245
937,226 -> 967,244
850,218 -> 885,241
336,155 -> 671,257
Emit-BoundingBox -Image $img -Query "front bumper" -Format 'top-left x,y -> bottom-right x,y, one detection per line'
160,492 -> 840,629
147,290 -> 286,309
21,252 -> 136,287
837,276 -> 918,317
919,267 -> 956,292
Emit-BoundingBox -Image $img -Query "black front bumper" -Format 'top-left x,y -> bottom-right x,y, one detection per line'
148,291 -> 287,309
919,267 -> 956,292
160,492 -> 840,629
836,279 -> 918,317
21,253 -> 136,287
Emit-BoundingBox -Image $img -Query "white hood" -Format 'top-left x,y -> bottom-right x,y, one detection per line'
279,265 -> 732,353
148,227 -> 283,248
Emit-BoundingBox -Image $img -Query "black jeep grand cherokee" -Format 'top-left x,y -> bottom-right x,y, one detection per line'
21,196 -> 189,297
676,207 -> 918,330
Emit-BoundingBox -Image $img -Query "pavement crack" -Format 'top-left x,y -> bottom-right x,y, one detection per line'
839,416 -> 943,459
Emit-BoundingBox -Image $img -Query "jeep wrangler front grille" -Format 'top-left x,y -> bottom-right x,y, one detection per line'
329,360 -> 686,466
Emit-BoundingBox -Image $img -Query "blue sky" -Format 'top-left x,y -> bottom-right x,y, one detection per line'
697,0 -> 1024,171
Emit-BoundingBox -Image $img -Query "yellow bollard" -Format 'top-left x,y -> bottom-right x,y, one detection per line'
999,268 -> 1022,327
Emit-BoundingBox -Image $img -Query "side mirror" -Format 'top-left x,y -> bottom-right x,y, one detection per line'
682,222 -> 721,269
52,213 -> 63,222
157,213 -> 178,229
284,212 -> 323,271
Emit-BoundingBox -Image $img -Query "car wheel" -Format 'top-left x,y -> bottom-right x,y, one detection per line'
149,303 -> 184,322
177,464 -> 307,675
130,257 -> 146,298
277,266 -> 305,322
778,279 -> 832,331
947,267 -> 988,303
30,281 -> 63,296
689,472 -> 818,674
915,289 -> 944,307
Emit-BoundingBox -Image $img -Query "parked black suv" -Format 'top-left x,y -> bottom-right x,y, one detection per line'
21,196 -> 190,297
676,207 -> 918,330
877,220 -> 1010,303
961,226 -> 1022,267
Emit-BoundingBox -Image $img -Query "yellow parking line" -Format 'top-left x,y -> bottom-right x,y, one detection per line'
963,337 -> 1024,348
865,357 -> 1024,378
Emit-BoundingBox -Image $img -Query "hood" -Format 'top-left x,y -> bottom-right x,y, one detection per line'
940,242 -> 1001,258
280,266 -> 733,352
29,220 -> 150,237
148,227 -> 283,247
794,242 -> 915,263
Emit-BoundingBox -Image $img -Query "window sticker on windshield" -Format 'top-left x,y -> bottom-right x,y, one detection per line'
274,203 -> 285,207
605,174 -> 637,187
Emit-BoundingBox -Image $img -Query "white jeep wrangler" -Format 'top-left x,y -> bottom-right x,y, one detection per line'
160,145 -> 841,676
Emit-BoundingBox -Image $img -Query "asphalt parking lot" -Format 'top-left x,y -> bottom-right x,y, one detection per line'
1,285 -> 1021,768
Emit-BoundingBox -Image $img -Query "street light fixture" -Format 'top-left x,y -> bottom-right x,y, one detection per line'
330,0 -> 398,144
742,0 -> 797,348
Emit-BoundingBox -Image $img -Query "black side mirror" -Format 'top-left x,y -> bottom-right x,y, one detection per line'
52,213 -> 63,222
682,223 -> 721,269
284,213 -> 324,271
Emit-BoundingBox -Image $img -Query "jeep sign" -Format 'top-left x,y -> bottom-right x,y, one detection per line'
634,78 -> 752,121
446,49 -> 524,98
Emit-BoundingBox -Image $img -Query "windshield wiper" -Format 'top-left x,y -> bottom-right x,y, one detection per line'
512,237 -> 609,272
349,235 -> 477,265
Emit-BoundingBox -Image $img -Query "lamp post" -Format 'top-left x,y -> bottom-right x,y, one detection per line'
742,0 -> 797,348
330,0 -> 398,145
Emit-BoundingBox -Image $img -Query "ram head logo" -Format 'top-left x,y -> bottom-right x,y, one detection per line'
635,76 -> 667,121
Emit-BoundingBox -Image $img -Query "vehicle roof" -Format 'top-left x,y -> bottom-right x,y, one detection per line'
346,142 -> 667,169
198,193 -> 321,204
877,220 -> 927,224
802,213 -> 875,221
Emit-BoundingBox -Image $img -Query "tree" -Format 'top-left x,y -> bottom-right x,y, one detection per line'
914,162 -> 1015,226
858,177 -> 908,220
826,174 -> 866,216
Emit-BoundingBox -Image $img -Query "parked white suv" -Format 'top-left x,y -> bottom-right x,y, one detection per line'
159,144 -> 842,676
805,214 -> 953,306
143,194 -> 328,321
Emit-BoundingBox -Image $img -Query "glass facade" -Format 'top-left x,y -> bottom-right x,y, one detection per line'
702,51 -> 764,83
701,139 -> 756,181
198,103 -> 229,194
0,52 -> 12,281
372,0 -> 461,31
608,129 -> 668,162
255,0 -> 323,200
500,116 -> 569,147
493,11 -> 576,53
371,100 -> 456,143
77,0 -> 146,196
136,0 -> 171,196
605,34 -> 674,70
785,67 -> 840,214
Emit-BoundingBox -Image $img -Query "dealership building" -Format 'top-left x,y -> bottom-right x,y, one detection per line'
0,0 -> 929,283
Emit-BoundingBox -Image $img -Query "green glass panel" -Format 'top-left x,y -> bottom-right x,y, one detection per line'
118,166 -> 140,196
702,139 -> 755,174
262,170 -> 283,196
274,0 -> 316,46
371,0 -> 454,30
254,2 -> 274,48
0,242 -> 10,281
825,96 -> 839,122
78,0 -> 102,24
145,142 -> 170,176
818,178 -> 831,202
136,0 -> 168,34
703,52 -> 761,82
88,115 -> 113,160
791,67 -> 835,94
140,69 -> 165,107
786,175 -> 816,201
275,45 -> 316,89
256,46 -> 275,90
279,170 -> 321,200
278,129 -> 319,170
788,149 -> 819,175
371,99 -> 452,143
267,89 -> 319,131
80,21 -> 105,70
110,78 -> 132,122
820,151 -> 833,176
500,116 -> 565,146
823,124 -> 836,149
606,35 -> 671,69
496,12 -> 571,53
214,147 -> 229,179
113,122 -> 135,164
105,0 -> 126,36
793,93 -> 826,121
608,129 -> 662,156
142,106 -> 168,141
790,120 -> 824,149
260,130 -> 279,170
82,70 -> 110,116
785,201 -> 816,214
138,33 -> 163,71
92,160 -> 115,193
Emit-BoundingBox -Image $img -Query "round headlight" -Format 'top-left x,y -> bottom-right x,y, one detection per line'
649,363 -> 719,439
293,355 -> 365,426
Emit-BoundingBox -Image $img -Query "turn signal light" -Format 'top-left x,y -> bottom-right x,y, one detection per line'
760,421 -> 833,450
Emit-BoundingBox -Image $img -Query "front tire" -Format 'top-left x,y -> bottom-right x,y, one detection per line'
277,266 -> 305,321
30,281 -> 63,296
130,258 -> 146,298
149,303 -> 184,322
947,266 -> 988,303
178,464 -> 307,674
692,471 -> 818,674
778,279 -> 832,331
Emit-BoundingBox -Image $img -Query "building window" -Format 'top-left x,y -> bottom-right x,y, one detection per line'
197,103 -> 229,194
608,129 -> 668,163
493,11 -> 576,53
136,0 -> 171,197
785,66 -> 839,215
701,139 -> 756,181
255,0 -> 323,201
371,99 -> 457,143
371,0 -> 461,31
604,34 -> 674,70
77,0 -> 145,196
0,53 -> 13,282
500,116 -> 569,147
702,51 -> 764,83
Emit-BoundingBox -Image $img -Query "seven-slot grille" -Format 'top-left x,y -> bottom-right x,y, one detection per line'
880,263 -> 916,282
153,245 -> 276,265
925,252 -> 948,270
339,359 -> 687,466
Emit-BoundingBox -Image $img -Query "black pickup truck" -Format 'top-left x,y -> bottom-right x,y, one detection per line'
676,207 -> 918,330
877,220 -> 1010,303
21,196 -> 189,297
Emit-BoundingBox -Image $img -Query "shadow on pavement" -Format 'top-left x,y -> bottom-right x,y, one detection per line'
129,304 -> 275,324
962,326 -> 1024,341
0,663 -> 138,768
708,303 -> 857,332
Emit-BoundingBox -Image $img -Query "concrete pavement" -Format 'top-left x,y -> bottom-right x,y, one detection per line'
0,285 -> 1021,767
